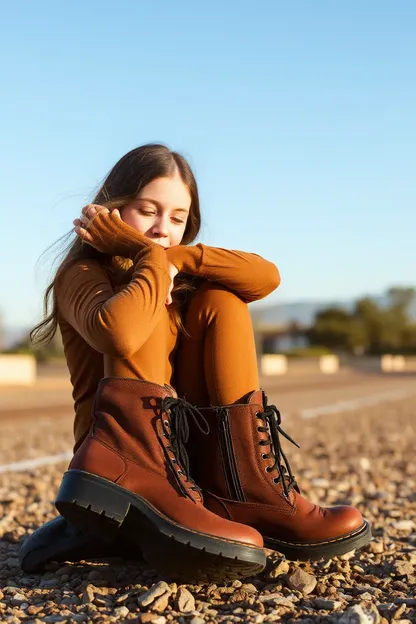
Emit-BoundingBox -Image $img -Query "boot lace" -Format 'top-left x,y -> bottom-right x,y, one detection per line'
160,396 -> 209,496
257,398 -> 300,498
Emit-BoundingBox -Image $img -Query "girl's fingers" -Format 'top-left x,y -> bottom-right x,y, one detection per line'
73,218 -> 86,228
73,225 -> 93,242
82,204 -> 109,218
75,204 -> 115,244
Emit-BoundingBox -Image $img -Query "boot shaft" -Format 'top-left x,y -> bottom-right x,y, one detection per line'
92,377 -> 174,476
189,393 -> 368,552
189,390 -> 297,507
70,377 -> 202,502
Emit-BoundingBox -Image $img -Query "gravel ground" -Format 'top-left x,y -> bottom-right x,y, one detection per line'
0,389 -> 415,623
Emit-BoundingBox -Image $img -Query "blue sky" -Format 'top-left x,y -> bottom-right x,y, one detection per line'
0,1 -> 415,329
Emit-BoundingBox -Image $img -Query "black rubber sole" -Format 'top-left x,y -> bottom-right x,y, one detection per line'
264,519 -> 372,560
19,515 -> 143,574
55,470 -> 266,582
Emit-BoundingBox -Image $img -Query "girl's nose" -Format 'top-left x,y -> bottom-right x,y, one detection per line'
153,216 -> 169,237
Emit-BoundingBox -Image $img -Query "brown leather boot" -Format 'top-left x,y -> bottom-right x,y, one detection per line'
55,378 -> 266,581
187,391 -> 372,561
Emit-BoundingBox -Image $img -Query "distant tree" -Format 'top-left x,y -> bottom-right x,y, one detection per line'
308,286 -> 416,354
0,311 -> 4,351
387,287 -> 415,314
5,327 -> 65,361
307,307 -> 366,353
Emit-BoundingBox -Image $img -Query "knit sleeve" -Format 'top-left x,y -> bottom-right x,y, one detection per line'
83,211 -> 152,257
166,243 -> 280,302
56,244 -> 170,357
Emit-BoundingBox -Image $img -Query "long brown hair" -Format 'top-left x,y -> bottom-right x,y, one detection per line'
30,144 -> 202,346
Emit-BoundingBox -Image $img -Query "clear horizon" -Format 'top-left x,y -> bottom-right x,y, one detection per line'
1,1 -> 415,329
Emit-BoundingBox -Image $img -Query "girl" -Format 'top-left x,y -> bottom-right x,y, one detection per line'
21,144 -> 370,581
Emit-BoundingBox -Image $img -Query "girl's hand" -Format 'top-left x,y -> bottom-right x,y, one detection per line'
74,205 -> 175,304
73,203 -> 151,257
73,204 -> 121,249
166,263 -> 178,305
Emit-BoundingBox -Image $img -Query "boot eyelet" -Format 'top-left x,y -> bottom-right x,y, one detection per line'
265,466 -> 272,473
177,470 -> 183,475
163,420 -> 169,427
261,453 -> 268,460
273,477 -> 279,484
257,427 -> 262,432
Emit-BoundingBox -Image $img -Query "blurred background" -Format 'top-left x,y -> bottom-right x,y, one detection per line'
0,1 -> 415,362
0,2 -> 415,619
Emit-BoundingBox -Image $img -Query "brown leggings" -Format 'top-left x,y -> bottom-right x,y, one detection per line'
76,282 -> 259,450
174,282 -> 259,406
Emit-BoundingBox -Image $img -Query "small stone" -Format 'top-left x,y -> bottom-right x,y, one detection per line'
393,561 -> 414,577
315,582 -> 327,596
392,520 -> 415,531
259,593 -> 294,607
360,592 -> 374,601
10,592 -> 26,606
314,598 -> 342,610
175,587 -> 195,613
368,541 -> 384,554
87,568 -> 116,583
268,560 -> 290,578
140,615 -> 167,624
287,568 -> 317,595
359,458 -> 371,471
242,583 -> 258,593
40,579 -> 57,589
82,584 -> 95,604
392,603 -> 407,620
152,593 -> 170,612
114,605 -> 130,618
232,590 -> 250,602
56,565 -> 75,576
339,604 -> 379,624
114,592 -> 129,603
137,581 -> 172,608
190,618 -> 205,624
311,478 -> 330,488
26,605 -> 44,616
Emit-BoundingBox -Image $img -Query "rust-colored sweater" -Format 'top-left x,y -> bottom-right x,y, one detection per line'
55,213 -> 280,447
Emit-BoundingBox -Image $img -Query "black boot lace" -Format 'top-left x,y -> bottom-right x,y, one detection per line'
160,396 -> 210,496
257,398 -> 300,498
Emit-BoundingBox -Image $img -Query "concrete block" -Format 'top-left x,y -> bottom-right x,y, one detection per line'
261,354 -> 288,376
0,354 -> 37,386
319,355 -> 339,374
381,354 -> 406,372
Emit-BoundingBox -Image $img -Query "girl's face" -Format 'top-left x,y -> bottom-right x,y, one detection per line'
121,173 -> 191,248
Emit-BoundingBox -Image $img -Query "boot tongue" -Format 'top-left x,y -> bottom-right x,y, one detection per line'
164,384 -> 177,398
246,389 -> 264,406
